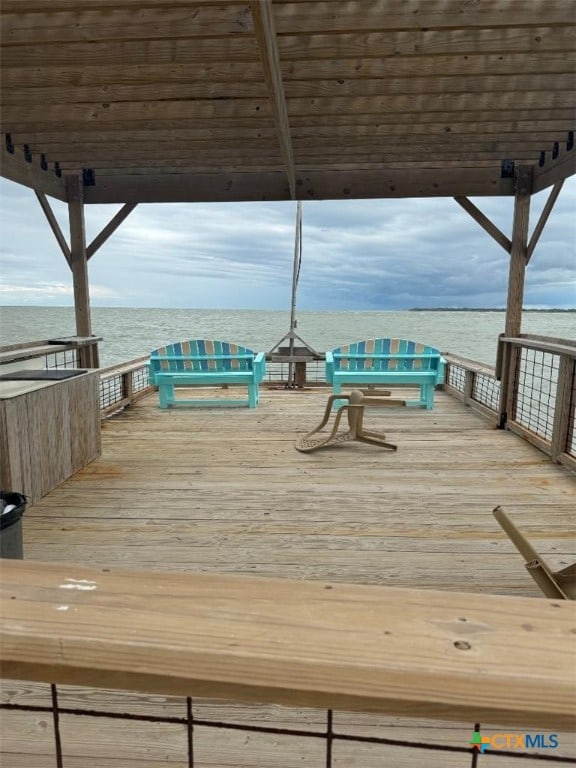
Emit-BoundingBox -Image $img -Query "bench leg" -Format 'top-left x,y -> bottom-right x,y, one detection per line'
248,383 -> 259,408
421,384 -> 434,410
158,382 -> 173,409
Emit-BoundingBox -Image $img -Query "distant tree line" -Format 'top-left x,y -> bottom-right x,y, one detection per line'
409,307 -> 575,312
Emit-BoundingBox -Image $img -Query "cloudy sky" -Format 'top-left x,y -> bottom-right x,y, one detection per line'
0,175 -> 574,310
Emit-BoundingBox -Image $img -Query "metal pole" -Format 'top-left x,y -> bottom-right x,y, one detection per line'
287,201 -> 302,386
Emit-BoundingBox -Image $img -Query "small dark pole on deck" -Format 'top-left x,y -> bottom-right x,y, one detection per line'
498,165 -> 532,428
67,175 -> 99,368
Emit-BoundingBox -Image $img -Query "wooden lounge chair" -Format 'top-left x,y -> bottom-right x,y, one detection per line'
493,506 -> 576,600
295,389 -> 402,453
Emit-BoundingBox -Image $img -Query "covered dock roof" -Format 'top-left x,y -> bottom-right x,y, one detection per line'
1,0 -> 575,204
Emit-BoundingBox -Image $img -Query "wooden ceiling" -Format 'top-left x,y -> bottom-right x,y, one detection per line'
1,0 -> 575,203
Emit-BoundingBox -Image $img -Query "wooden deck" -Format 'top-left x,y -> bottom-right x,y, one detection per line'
22,386 -> 576,594
3,387 -> 575,767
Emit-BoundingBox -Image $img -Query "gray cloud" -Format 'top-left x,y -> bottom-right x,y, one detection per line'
0,177 -> 574,310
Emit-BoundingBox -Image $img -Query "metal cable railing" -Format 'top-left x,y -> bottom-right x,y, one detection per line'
2,684 -> 572,767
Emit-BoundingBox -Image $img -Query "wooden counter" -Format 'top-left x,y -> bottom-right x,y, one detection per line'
0,371 -> 101,503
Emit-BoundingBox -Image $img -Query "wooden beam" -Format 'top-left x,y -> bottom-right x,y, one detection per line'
2,53 -> 573,90
2,92 -> 574,125
0,5 -> 254,44
6,109 -> 575,135
0,145 -> 67,200
1,560 -> 574,730
2,1 -> 573,41
2,27 -> 574,69
34,191 -> 71,266
272,0 -> 576,33
4,74 -> 576,105
9,121 -> 576,144
526,181 -> 564,263
66,175 -> 98,367
250,0 -> 295,198
454,196 -> 512,254
82,168 -> 515,204
24,138 -> 550,156
86,202 -> 137,260
533,147 -> 576,192
0,0 -> 249,8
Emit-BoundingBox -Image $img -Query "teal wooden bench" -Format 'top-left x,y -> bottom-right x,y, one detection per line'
149,339 -> 266,408
325,338 -> 446,410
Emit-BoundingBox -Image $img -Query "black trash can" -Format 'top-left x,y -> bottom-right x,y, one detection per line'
0,491 -> 27,559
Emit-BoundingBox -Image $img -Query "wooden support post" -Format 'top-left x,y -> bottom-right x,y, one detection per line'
505,166 -> 532,338
498,166 -> 532,428
67,175 -> 99,368
550,355 -> 575,462
294,361 -> 307,389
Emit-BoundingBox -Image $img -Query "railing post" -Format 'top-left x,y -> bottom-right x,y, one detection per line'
550,355 -> 575,462
497,339 -> 511,429
463,369 -> 474,404
294,361 -> 307,388
122,370 -> 134,406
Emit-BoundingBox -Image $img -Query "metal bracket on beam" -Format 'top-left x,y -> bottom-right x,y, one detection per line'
501,160 -> 515,178
539,151 -> 546,167
552,142 -> 559,160
23,144 -> 32,163
54,162 -> 62,178
40,154 -> 48,171
5,134 -> 14,155
82,168 -> 96,187
567,132 -> 574,152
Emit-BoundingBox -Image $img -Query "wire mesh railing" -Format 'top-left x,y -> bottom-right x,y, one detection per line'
1,683 -> 573,767
44,347 -> 80,369
98,356 -> 153,417
264,359 -> 326,385
500,336 -> 576,467
513,348 -> 559,442
445,337 -> 576,469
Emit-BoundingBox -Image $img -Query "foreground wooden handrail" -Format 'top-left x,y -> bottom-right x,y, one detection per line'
1,560 -> 574,730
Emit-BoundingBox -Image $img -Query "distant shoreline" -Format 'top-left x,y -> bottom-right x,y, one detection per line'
410,308 -> 575,313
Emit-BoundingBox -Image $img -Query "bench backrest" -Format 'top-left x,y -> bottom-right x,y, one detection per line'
150,339 -> 256,377
331,338 -> 441,372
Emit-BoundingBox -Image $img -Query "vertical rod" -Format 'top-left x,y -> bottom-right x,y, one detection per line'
287,201 -> 302,386
51,684 -> 64,768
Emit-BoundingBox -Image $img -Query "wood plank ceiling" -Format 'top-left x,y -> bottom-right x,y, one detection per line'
1,0 -> 575,203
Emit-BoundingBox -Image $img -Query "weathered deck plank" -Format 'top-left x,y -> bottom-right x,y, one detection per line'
23,388 -> 575,595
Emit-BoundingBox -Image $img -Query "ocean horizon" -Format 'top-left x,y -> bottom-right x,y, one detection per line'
2,305 -> 574,368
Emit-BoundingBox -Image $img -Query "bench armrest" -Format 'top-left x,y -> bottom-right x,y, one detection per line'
325,351 -> 334,383
437,356 -> 447,385
254,352 -> 266,381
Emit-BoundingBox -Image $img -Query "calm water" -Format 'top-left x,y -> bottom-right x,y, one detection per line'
1,306 -> 574,367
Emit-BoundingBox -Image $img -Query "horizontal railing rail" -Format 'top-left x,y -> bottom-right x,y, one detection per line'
0,336 -> 100,371
1,560 -> 574,766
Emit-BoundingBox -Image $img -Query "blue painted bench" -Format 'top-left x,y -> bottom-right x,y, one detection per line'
149,339 -> 266,408
325,338 -> 446,410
